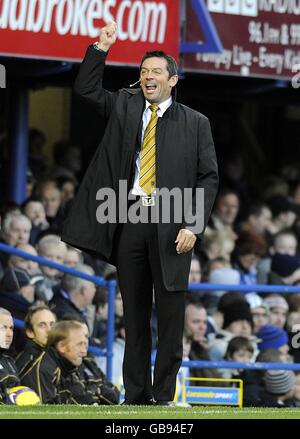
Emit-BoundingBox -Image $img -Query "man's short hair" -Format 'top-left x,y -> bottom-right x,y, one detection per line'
0,307 -> 12,318
24,304 -> 55,331
61,264 -> 95,295
140,51 -> 178,78
47,320 -> 83,348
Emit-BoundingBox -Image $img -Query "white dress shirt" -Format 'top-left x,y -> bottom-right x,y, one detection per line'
131,96 -> 173,196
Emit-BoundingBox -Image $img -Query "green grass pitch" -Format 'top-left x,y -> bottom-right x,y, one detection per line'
0,405 -> 300,419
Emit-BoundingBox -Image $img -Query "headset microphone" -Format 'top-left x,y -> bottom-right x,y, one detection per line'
129,79 -> 141,88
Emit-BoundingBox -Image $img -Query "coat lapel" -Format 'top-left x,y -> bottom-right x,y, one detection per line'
122,90 -> 145,152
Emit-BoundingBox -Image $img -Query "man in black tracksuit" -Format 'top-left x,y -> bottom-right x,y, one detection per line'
0,308 -> 21,404
19,318 -> 119,404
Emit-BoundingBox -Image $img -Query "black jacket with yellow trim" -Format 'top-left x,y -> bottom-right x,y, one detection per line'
19,346 -> 119,405
0,348 -> 20,404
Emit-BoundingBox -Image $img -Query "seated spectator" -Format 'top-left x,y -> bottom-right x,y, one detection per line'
256,229 -> 298,284
50,263 -> 96,333
231,231 -> 267,285
37,234 -> 67,301
22,199 -> 49,245
208,299 -> 254,361
246,293 -> 270,333
239,203 -> 273,238
36,180 -> 64,233
269,253 -> 300,286
16,305 -> 56,378
263,295 -> 289,329
8,243 -> 40,275
56,176 -> 77,208
207,188 -> 240,240
243,348 -> 283,407
263,369 -> 296,407
201,229 -> 236,262
209,291 -> 245,334
256,324 -> 291,363
0,308 -> 21,403
185,301 -> 208,349
64,245 -> 84,268
0,213 -> 32,272
268,195 -> 298,234
222,336 -> 256,379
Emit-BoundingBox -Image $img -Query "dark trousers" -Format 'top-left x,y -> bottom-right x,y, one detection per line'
115,213 -> 186,402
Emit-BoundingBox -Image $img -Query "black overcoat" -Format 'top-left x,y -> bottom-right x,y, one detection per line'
61,46 -> 218,291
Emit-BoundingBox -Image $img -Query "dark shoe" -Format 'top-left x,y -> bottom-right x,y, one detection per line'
155,401 -> 176,406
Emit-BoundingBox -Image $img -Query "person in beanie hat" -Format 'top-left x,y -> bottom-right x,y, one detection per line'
263,369 -> 296,407
257,324 -> 290,363
223,299 -> 253,334
208,300 -> 256,361
270,253 -> 300,285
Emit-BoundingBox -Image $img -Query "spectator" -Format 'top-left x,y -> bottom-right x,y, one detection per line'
223,336 -> 255,379
185,301 -> 208,349
188,255 -> 202,284
208,299 -> 254,361
246,293 -> 270,333
37,234 -> 67,301
256,324 -> 291,363
208,188 -> 240,240
239,203 -> 273,238
263,369 -> 296,407
0,213 -> 32,272
269,253 -> 300,286
263,295 -> 289,329
22,199 -> 49,244
51,263 -> 96,334
8,243 -> 40,275
64,245 -> 84,268
231,231 -> 267,285
201,229 -> 235,262
268,195 -> 298,234
37,180 -> 64,232
257,230 -> 298,284
56,176 -> 77,208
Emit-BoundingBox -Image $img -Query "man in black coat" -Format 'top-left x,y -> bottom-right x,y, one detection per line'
62,22 -> 218,405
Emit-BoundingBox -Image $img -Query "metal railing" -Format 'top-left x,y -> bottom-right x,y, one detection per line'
2,241 -> 300,379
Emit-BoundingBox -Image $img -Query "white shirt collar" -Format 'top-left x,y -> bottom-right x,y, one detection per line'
145,96 -> 172,115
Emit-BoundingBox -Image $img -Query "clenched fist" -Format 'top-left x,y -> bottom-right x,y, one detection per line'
98,21 -> 117,52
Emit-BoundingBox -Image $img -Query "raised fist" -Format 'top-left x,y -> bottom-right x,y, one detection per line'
98,21 -> 117,52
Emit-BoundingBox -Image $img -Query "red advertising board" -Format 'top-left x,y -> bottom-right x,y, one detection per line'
0,0 -> 179,64
183,0 -> 300,79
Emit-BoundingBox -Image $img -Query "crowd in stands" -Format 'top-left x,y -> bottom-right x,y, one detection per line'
1,128 -> 300,407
